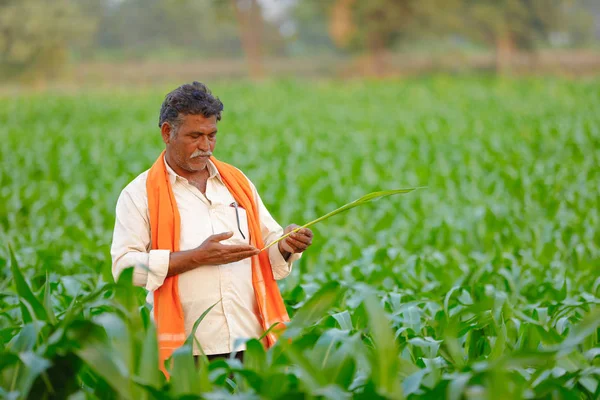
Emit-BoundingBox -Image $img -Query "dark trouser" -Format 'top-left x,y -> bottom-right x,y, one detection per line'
194,351 -> 244,366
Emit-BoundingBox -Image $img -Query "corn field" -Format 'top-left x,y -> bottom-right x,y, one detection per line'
1,78 -> 599,399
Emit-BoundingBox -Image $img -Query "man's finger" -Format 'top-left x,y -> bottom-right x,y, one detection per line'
285,236 -> 306,252
226,244 -> 259,253
224,248 -> 258,259
301,228 -> 313,238
290,232 -> 312,245
211,231 -> 235,242
230,250 -> 260,262
291,227 -> 312,238
285,224 -> 300,234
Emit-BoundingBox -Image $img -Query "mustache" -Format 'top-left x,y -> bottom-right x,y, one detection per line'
190,150 -> 212,158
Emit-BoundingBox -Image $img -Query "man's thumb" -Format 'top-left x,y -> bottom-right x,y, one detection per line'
212,231 -> 234,242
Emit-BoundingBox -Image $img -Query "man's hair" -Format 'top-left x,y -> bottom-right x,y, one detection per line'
158,81 -> 224,135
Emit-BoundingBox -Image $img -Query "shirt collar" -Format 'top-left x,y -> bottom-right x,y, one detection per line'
163,155 -> 221,185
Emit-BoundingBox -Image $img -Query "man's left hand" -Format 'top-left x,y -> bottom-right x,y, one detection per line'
278,224 -> 313,257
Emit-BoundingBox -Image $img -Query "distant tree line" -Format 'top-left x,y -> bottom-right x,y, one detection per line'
0,0 -> 597,81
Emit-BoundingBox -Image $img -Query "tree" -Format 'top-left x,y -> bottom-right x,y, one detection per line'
0,0 -> 97,81
303,0 -> 447,77
231,0 -> 266,78
93,0 -> 241,60
299,0 -> 593,75
457,0 -> 581,73
211,0 -> 269,79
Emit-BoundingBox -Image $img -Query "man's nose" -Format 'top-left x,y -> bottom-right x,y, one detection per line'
198,136 -> 209,151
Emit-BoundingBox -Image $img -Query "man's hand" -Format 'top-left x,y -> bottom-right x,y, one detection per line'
167,232 -> 260,278
194,232 -> 260,265
278,224 -> 313,260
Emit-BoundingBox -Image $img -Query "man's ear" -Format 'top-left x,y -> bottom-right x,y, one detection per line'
160,122 -> 172,144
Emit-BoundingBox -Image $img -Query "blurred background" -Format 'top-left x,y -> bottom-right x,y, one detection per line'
1,0 -> 599,87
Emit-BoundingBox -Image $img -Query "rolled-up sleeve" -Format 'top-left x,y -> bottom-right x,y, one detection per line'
247,179 -> 301,280
111,186 -> 170,290
268,242 -> 301,280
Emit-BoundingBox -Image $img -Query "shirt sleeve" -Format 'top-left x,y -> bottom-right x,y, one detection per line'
247,179 -> 301,280
110,186 -> 170,291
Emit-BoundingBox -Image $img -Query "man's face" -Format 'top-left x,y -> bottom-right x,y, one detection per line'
162,113 -> 217,173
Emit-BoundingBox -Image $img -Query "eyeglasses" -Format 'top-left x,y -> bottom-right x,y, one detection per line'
231,201 -> 246,240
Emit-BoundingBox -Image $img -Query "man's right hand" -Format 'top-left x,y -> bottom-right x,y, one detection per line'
194,232 -> 260,265
166,232 -> 260,278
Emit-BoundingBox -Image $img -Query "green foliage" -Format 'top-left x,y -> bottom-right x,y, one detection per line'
456,0 -> 581,49
296,0 -> 596,74
0,0 -> 96,81
301,0 -> 449,54
0,78 -> 599,398
93,0 -> 241,59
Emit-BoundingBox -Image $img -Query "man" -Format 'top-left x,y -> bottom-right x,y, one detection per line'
111,81 -> 313,372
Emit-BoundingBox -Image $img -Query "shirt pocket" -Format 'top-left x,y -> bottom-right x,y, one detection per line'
220,203 -> 250,246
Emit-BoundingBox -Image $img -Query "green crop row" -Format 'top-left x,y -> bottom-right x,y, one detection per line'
1,77 -> 599,399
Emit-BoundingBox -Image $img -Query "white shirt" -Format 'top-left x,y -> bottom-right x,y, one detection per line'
110,158 -> 300,355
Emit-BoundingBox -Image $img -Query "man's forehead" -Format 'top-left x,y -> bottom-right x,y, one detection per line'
182,113 -> 217,123
181,114 -> 218,128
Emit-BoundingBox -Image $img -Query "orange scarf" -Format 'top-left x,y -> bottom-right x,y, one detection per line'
146,150 -> 289,377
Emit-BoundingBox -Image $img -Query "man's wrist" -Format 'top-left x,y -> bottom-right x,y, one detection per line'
191,247 -> 207,266
278,241 -> 291,261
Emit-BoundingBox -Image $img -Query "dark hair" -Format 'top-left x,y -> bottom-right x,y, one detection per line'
158,81 -> 224,130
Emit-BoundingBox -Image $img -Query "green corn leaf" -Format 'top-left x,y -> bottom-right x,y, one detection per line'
332,311 -> 353,331
135,322 -> 161,392
169,344 -> 200,396
285,344 -> 329,391
132,378 -> 171,400
14,352 -> 51,398
447,373 -> 472,400
185,299 -> 221,349
556,307 -> 600,353
169,300 -> 220,395
284,281 -> 344,338
258,321 -> 283,343
243,338 -> 267,374
0,352 -> 19,393
8,323 -> 40,353
8,245 -> 48,322
261,187 -> 422,251
359,285 -> 407,399
489,316 -> 507,360
43,270 -> 58,326
75,327 -> 132,399
312,329 -> 357,389
95,314 -> 133,382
